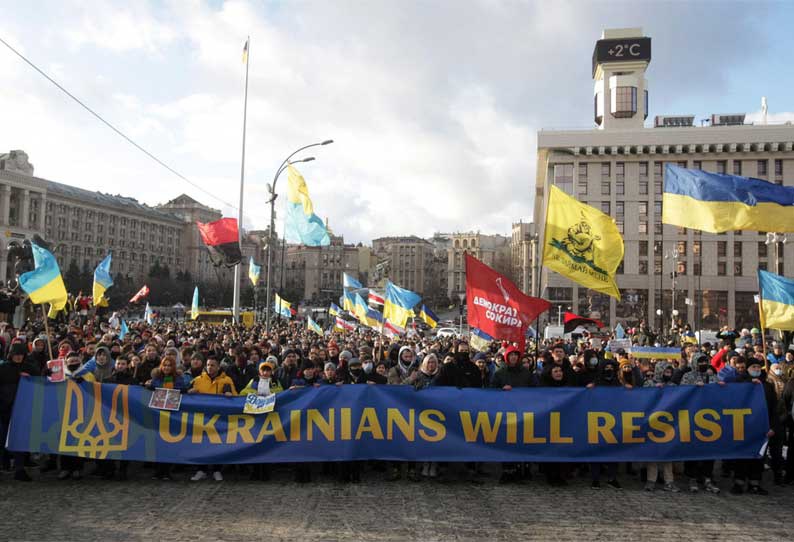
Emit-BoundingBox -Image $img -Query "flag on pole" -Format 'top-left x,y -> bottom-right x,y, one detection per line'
274,293 -> 292,318
663,164 -> 794,233
307,317 -> 323,336
197,218 -> 243,267
368,290 -> 385,306
248,257 -> 261,286
563,311 -> 605,334
130,285 -> 149,303
343,272 -> 362,290
92,252 -> 113,308
285,166 -> 330,246
383,320 -> 405,338
342,291 -> 356,313
419,304 -> 439,328
470,327 -> 495,352
383,281 -> 421,328
466,253 -> 550,347
191,286 -> 199,320
542,185 -> 624,299
355,292 -> 384,328
144,303 -> 153,325
18,243 -> 68,317
334,316 -> 355,332
758,269 -> 794,330
242,38 -> 249,64
119,319 -> 129,340
329,303 -> 342,317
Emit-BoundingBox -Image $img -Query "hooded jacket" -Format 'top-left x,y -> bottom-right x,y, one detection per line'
0,350 -> 40,421
491,347 -> 535,388
189,370 -> 237,395
592,359 -> 621,387
387,346 -> 418,385
81,346 -> 115,383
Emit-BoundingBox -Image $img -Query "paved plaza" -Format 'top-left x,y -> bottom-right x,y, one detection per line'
0,463 -> 791,541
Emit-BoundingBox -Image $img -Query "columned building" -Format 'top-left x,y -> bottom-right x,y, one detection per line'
535,28 -> 794,331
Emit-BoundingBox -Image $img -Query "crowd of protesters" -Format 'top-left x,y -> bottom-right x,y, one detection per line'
1,311 -> 793,495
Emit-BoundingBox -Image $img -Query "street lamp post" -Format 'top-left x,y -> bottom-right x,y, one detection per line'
265,140 -> 333,333
664,248 -> 679,330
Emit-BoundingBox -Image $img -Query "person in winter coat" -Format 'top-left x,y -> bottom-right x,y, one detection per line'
576,349 -> 601,387
188,357 -> 237,396
781,376 -> 794,484
729,357 -> 778,495
81,346 -> 115,383
319,362 -> 339,385
766,362 -> 788,484
642,362 -> 680,492
341,358 -> 368,385
540,364 -> 575,486
433,342 -> 482,388
239,360 -> 284,396
275,349 -> 300,390
586,358 -> 623,490
102,356 -> 135,480
225,352 -> 257,396
147,357 -> 191,391
388,346 -> 419,385
413,353 -> 440,479
492,346 -> 534,483
133,343 -> 161,385
0,342 -> 40,481
28,336 -> 49,374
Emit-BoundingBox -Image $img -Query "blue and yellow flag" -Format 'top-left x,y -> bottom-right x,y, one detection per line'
119,319 -> 129,340
343,272 -> 362,290
419,304 -> 438,329
329,303 -> 341,317
92,252 -> 113,308
285,165 -> 330,247
342,291 -> 356,313
355,292 -> 384,328
274,293 -> 292,318
249,257 -> 261,287
542,185 -> 623,300
383,281 -> 421,328
663,164 -> 794,233
19,243 -> 68,317
191,286 -> 199,320
758,270 -> 794,330
144,302 -> 154,325
307,317 -> 323,336
470,327 -> 494,352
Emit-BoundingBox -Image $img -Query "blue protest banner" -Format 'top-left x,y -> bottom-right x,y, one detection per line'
8,377 -> 768,464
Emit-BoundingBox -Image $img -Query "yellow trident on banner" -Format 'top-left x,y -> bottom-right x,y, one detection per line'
58,380 -> 130,459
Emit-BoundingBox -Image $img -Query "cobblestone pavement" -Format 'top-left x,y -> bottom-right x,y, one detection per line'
0,462 -> 792,542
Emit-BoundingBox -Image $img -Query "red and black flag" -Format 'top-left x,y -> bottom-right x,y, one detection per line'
197,218 -> 242,267
563,311 -> 605,334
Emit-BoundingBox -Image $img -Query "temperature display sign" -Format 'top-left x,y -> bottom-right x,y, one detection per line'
592,37 -> 651,75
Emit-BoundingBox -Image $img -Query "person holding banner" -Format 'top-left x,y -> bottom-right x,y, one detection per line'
540,364 -> 575,486
586,358 -> 624,490
642,363 -> 681,493
0,342 -> 40,482
414,353 -> 440,479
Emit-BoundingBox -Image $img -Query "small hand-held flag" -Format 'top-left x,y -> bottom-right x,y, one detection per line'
383,281 -> 421,328
130,285 -> 150,303
197,218 -> 242,267
248,257 -> 261,286
19,243 -> 68,317
92,252 -> 113,308
191,286 -> 199,320
307,317 -> 323,336
329,303 -> 341,317
419,304 -> 439,329
119,319 -> 129,340
144,302 -> 154,325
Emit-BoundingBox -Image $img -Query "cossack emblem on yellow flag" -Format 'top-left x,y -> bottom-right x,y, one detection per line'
542,185 -> 624,300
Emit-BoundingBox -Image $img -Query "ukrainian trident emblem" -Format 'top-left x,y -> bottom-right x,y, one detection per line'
58,380 -> 130,459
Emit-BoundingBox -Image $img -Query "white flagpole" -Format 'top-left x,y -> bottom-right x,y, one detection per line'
233,37 -> 250,323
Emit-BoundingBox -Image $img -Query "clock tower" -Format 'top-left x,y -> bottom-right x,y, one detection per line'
592,28 -> 652,131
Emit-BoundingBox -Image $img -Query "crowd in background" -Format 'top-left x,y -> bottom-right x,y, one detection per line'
0,311 -> 792,495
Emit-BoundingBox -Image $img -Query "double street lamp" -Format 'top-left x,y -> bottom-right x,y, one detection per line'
264,140 -> 333,332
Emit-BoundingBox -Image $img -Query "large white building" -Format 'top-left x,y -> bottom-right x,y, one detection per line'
535,28 -> 794,331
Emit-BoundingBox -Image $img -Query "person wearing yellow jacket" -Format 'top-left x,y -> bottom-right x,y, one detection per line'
187,356 -> 236,482
238,360 -> 284,397
187,357 -> 236,397
239,360 -> 283,481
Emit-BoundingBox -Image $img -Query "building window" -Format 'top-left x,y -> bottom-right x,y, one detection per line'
759,261 -> 768,271
601,162 -> 610,179
677,262 -> 687,275
638,202 -> 647,216
654,201 -> 662,217
639,241 -> 648,257
717,161 -> 727,175
693,241 -> 701,255
693,160 -> 702,170
639,220 -> 648,234
553,164 -> 574,195
616,202 -> 624,217
734,242 -> 742,257
718,261 -> 727,276
616,221 -> 624,234
758,160 -> 768,177
654,222 -> 662,235
639,162 -> 649,195
612,86 -> 637,118
601,202 -> 610,215
759,242 -> 768,258
601,181 -> 611,195
677,241 -> 687,254
578,163 -> 588,195
733,160 -> 742,176
639,260 -> 648,274
717,241 -> 727,257
734,262 -> 742,276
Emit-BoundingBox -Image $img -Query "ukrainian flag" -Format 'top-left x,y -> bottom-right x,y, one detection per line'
329,303 -> 342,317
274,293 -> 292,318
92,252 -> 113,308
191,286 -> 199,320
663,164 -> 794,233
342,291 -> 356,313
19,243 -> 68,316
119,319 -> 129,340
470,328 -> 494,352
249,257 -> 261,286
307,316 -> 323,336
285,165 -> 330,246
355,292 -> 384,328
343,272 -> 362,290
419,304 -> 439,329
758,270 -> 794,330
383,280 -> 421,328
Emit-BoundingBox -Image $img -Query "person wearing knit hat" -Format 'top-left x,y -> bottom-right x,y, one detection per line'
0,339 -> 40,481
617,358 -> 635,388
320,362 -> 338,385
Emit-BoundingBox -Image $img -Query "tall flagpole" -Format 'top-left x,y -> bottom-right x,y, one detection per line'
233,37 -> 250,323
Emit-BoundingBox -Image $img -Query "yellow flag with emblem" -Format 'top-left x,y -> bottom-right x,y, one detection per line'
542,185 -> 624,300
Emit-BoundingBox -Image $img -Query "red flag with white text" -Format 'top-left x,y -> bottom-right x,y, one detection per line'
129,285 -> 150,304
465,253 -> 550,347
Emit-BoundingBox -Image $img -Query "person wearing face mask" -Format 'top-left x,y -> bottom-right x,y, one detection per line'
729,358 -> 778,495
586,358 -> 622,490
388,346 -> 419,385
576,349 -> 601,387
57,351 -> 86,481
642,362 -> 681,492
540,364 -> 575,486
765,363 -> 787,485
292,361 -> 321,388
433,342 -> 482,388
342,358 -> 367,385
364,354 -> 388,385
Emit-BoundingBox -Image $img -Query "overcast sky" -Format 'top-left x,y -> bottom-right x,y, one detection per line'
2,1 -> 793,244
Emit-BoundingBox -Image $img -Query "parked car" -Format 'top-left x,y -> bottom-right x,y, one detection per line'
435,327 -> 458,338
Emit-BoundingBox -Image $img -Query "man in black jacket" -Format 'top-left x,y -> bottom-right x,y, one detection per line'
433,341 -> 482,388
0,342 -> 40,481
